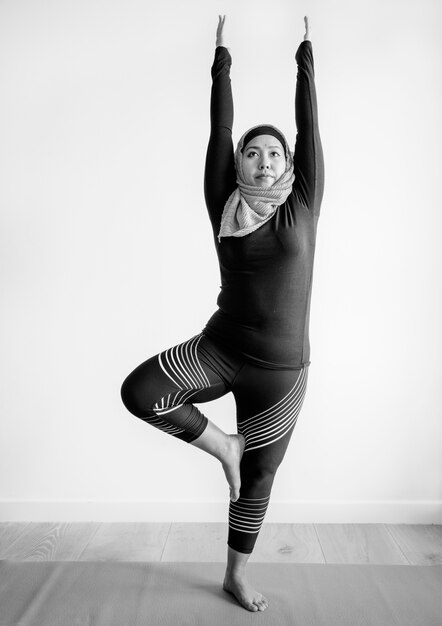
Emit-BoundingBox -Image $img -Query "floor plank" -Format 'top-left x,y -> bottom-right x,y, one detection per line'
386,524 -> 442,565
162,523 -> 326,563
251,524 -> 326,563
0,522 -> 32,558
0,523 -> 101,561
314,524 -> 409,565
1,522 -> 440,564
78,522 -> 170,562
161,523 -> 228,562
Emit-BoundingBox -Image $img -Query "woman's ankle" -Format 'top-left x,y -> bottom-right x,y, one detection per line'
226,545 -> 251,576
189,419 -> 229,461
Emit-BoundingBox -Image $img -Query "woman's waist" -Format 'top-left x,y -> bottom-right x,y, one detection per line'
212,298 -> 308,331
202,311 -> 311,370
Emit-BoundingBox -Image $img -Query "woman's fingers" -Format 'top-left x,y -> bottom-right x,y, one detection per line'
304,15 -> 311,41
216,14 -> 226,46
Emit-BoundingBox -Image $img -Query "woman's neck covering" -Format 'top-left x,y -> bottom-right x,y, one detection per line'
217,124 -> 295,243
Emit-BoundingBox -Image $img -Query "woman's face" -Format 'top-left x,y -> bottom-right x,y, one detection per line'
242,135 -> 286,188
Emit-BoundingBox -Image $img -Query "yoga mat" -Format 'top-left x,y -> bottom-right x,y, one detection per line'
0,561 -> 440,625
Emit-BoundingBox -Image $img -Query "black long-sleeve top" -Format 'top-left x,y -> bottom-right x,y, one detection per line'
202,41 -> 325,370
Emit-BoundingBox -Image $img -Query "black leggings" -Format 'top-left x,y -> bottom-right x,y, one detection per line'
120,332 -> 309,554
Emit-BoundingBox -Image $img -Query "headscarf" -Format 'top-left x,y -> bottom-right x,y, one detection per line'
241,125 -> 288,158
217,124 -> 295,243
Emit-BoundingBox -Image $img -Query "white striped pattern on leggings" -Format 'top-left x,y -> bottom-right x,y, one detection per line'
238,365 -> 309,453
147,334 -> 210,437
229,495 -> 271,534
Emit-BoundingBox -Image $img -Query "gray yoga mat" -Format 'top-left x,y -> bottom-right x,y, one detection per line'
0,561 -> 441,625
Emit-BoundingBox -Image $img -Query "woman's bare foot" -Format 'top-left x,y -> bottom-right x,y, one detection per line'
220,433 -> 245,501
223,571 -> 269,612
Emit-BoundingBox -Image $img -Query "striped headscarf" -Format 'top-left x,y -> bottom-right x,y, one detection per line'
217,124 -> 295,243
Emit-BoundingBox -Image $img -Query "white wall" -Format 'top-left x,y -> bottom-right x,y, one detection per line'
1,0 -> 441,523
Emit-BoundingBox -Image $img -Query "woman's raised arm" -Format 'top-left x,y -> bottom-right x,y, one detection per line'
204,16 -> 236,235
292,16 -> 325,218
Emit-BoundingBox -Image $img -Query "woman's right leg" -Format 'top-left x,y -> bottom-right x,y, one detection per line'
120,332 -> 245,499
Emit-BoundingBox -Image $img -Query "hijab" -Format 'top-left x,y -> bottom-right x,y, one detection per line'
217,124 -> 295,243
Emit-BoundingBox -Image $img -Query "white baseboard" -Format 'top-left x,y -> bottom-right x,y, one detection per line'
0,500 -> 441,523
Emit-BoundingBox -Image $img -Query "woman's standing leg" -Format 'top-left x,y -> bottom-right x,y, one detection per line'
223,364 -> 309,612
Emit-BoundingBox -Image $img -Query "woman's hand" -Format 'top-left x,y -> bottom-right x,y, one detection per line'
304,15 -> 311,41
216,14 -> 226,47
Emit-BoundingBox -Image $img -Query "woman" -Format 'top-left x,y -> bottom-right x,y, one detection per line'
121,14 -> 324,613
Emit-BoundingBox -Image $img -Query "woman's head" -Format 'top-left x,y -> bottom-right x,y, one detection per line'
238,125 -> 290,188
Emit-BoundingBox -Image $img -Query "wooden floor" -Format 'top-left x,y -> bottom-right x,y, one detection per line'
1,523 -> 441,565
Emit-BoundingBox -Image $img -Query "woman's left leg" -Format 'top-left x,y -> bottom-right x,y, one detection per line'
229,362 -> 309,553
223,363 -> 309,611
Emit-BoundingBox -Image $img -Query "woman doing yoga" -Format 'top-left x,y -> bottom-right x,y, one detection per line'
121,14 -> 324,613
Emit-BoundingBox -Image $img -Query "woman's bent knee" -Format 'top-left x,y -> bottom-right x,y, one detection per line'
120,375 -> 135,414
120,373 -> 151,418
